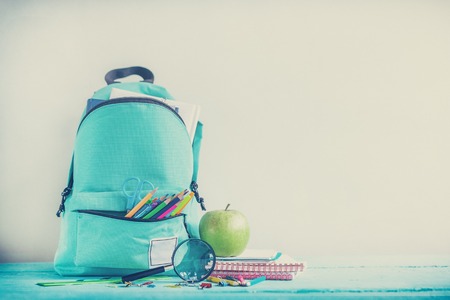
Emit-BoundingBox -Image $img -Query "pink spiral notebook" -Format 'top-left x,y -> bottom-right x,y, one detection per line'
215,251 -> 305,273
211,270 -> 299,281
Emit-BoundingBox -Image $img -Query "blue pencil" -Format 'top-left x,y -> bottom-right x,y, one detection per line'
248,276 -> 266,286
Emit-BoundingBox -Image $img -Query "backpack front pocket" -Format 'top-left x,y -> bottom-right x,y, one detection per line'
74,210 -> 189,270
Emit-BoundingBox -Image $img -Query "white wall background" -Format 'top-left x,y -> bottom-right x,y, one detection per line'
1,0 -> 449,263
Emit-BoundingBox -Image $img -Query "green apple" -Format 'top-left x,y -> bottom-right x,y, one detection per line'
199,204 -> 250,257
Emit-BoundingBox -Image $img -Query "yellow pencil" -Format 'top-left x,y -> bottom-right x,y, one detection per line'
125,188 -> 158,218
206,276 -> 240,286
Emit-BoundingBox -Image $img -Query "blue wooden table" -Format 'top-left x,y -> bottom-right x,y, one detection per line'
1,255 -> 449,299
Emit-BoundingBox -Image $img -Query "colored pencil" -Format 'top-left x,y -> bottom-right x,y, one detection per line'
125,188 -> 158,218
171,192 -> 194,216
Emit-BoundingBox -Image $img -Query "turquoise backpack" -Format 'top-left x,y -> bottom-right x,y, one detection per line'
54,66 -> 206,276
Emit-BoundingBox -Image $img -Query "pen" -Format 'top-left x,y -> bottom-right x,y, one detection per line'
133,203 -> 152,219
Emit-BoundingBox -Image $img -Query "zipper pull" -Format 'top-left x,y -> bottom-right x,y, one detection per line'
56,187 -> 72,217
190,181 -> 206,211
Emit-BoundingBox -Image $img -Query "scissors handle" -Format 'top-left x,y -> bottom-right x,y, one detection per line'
122,178 -> 155,211
139,180 -> 155,192
122,177 -> 141,197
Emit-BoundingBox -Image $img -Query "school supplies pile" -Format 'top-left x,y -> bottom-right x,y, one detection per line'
54,66 -> 206,276
124,187 -> 194,220
211,250 -> 305,281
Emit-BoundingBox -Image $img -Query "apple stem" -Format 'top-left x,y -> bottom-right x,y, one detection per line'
225,204 -> 230,211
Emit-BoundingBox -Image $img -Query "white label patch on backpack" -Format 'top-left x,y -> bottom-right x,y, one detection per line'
149,236 -> 178,267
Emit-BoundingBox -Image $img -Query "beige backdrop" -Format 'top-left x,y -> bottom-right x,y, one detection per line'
1,0 -> 449,262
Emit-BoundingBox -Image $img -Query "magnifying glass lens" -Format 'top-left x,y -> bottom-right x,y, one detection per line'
172,239 -> 216,283
122,238 -> 216,284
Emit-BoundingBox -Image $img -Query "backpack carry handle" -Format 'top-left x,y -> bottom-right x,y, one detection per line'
105,66 -> 154,84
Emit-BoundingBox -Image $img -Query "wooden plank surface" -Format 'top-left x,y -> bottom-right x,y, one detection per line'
1,256 -> 449,299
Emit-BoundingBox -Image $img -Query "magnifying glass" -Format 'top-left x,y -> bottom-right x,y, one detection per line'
122,239 -> 216,283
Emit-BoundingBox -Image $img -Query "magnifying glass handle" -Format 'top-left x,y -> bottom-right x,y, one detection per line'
122,265 -> 172,283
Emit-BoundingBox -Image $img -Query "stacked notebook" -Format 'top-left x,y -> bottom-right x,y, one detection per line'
212,249 -> 305,281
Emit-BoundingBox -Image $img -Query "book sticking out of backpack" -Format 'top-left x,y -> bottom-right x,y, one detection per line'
54,66 -> 206,276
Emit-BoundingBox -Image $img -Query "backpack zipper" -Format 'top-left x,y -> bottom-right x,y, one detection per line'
190,181 -> 206,211
77,209 -> 184,222
56,184 -> 72,217
57,182 -> 206,217
80,97 -> 184,128
56,98 -> 188,217
77,210 -> 192,238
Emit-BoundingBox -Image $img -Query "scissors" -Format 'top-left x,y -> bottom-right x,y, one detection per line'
122,177 -> 155,212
